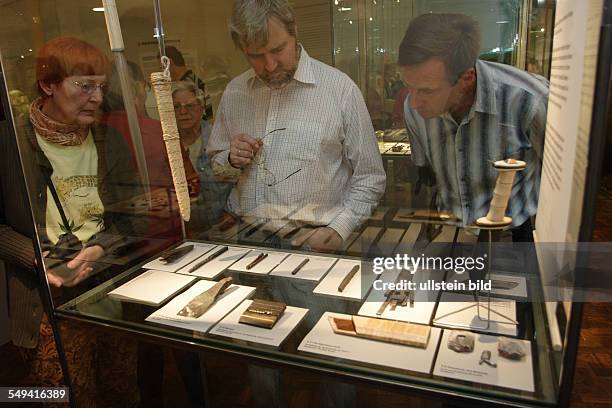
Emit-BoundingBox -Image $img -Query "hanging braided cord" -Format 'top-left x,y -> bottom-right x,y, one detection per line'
151,56 -> 191,221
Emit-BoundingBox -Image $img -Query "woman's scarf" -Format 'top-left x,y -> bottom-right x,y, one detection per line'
29,97 -> 88,146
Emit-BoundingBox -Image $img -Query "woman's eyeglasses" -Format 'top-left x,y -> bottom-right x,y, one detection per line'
72,80 -> 107,95
173,102 -> 202,112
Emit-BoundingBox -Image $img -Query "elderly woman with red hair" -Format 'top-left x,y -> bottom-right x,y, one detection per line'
0,37 -> 139,406
28,36 -> 142,282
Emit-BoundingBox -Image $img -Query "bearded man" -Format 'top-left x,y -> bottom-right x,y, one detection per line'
208,0 -> 385,252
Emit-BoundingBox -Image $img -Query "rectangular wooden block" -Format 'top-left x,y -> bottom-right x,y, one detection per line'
329,315 -> 431,348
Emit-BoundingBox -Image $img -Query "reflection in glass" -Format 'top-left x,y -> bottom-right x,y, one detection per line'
333,0 -> 524,131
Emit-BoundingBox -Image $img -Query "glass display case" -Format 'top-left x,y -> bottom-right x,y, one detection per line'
0,0 -> 610,407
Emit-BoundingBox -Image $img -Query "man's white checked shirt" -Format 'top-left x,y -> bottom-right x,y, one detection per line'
208,47 -> 386,240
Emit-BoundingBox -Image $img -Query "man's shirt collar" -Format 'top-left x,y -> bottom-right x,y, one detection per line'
472,59 -> 498,115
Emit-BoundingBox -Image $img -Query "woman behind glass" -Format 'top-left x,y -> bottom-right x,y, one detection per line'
27,38 -> 143,285
6,37 -> 139,406
172,81 -> 233,236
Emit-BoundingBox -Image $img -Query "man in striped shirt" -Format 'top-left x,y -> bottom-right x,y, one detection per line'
399,13 -> 549,241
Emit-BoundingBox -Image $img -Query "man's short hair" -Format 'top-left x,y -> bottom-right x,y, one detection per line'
229,0 -> 297,49
165,46 -> 186,67
398,13 -> 480,83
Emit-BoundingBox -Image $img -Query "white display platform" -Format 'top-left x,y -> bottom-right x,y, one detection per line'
313,259 -> 377,300
108,270 -> 196,306
270,254 -> 337,281
433,330 -> 534,392
180,247 -> 251,279
433,293 -> 518,337
146,280 -> 255,333
358,269 -> 444,325
298,312 -> 441,373
229,250 -> 290,275
210,299 -> 309,347
143,242 -> 216,272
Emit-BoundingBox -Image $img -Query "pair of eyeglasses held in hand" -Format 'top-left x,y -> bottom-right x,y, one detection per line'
253,127 -> 302,187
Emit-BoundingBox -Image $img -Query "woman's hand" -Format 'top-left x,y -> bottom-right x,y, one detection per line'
45,245 -> 105,288
39,251 -> 62,288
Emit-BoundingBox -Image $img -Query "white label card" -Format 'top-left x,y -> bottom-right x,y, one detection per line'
358,269 -> 443,325
298,312 -> 441,373
433,330 -> 534,392
229,250 -> 290,275
313,259 -> 377,300
210,299 -> 309,347
146,280 -> 255,333
270,254 -> 337,281
179,247 -> 251,279
143,242 -> 217,272
108,270 -> 196,306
